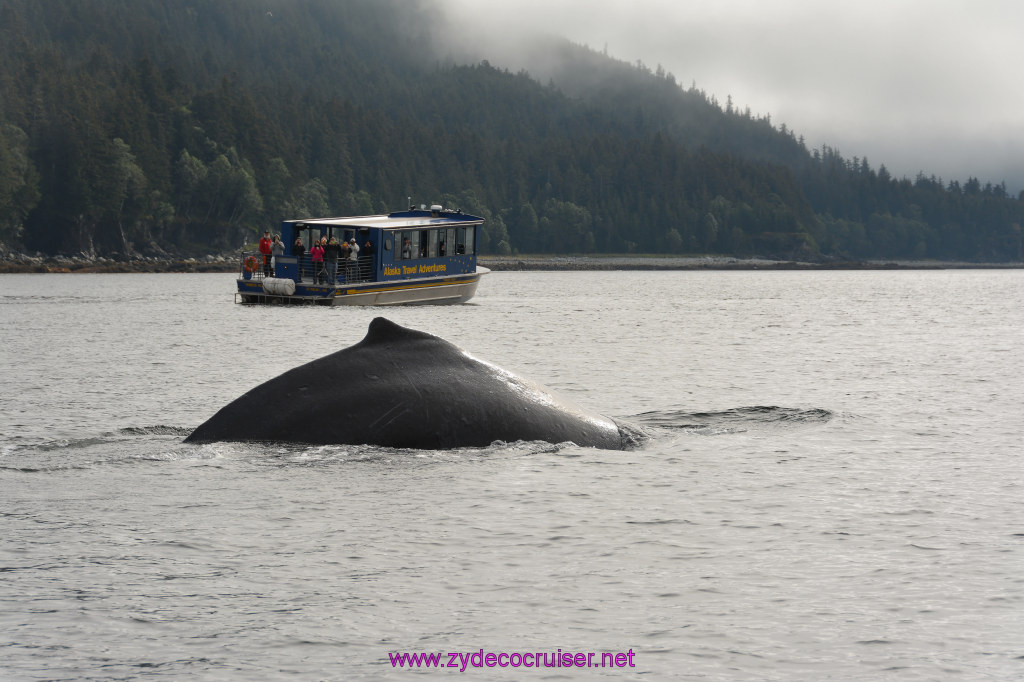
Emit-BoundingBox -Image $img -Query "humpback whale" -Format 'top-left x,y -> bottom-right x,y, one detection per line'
185,317 -> 639,450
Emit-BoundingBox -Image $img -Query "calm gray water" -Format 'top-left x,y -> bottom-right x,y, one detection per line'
1,270 -> 1021,680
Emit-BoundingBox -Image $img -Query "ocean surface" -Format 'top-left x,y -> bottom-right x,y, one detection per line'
1,270 -> 1021,680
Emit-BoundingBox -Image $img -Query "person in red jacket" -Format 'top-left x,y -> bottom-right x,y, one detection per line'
309,238 -> 326,284
258,230 -> 273,277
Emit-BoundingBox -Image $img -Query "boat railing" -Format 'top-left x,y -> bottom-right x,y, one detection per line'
240,251 -> 269,280
239,251 -> 375,284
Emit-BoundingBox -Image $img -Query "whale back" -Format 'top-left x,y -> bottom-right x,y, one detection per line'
185,317 -> 626,449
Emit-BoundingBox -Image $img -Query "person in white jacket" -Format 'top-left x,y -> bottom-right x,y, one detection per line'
346,238 -> 360,281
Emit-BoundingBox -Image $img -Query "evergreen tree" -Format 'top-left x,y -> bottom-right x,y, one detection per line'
0,0 -> 1020,262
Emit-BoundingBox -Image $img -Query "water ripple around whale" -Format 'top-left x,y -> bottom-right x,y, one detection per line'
630,406 -> 834,435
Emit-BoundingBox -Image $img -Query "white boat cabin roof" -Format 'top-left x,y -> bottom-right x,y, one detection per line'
291,207 -> 483,232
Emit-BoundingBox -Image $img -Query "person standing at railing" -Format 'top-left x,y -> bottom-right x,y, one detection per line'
339,239 -> 350,279
259,230 -> 273,277
271,235 -> 285,276
347,237 -> 360,281
325,237 -> 341,284
310,239 -> 325,284
293,236 -> 306,282
360,238 -> 374,281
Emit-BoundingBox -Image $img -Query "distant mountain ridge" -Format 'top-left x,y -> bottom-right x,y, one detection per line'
0,0 -> 1020,262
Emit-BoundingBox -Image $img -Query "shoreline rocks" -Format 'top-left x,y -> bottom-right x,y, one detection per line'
477,255 -> 1024,271
0,249 -> 238,274
0,249 -> 1020,274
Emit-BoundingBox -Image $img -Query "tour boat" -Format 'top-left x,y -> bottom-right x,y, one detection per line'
236,205 -> 488,305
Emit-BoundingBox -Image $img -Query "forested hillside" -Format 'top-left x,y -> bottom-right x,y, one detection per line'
1,0 -> 1021,261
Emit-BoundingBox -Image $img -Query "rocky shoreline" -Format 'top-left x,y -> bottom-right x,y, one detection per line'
478,256 -> 1024,271
0,251 -> 239,274
1,250 -> 1020,274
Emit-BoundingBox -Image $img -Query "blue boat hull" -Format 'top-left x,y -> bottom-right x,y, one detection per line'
236,268 -> 488,306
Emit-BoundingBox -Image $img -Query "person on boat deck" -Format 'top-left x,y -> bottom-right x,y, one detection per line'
401,237 -> 412,260
316,237 -> 328,283
271,235 -> 285,276
360,238 -> 374,279
325,236 -> 342,284
310,238 -> 325,284
258,230 -> 273,277
293,236 -> 305,282
347,237 -> 360,281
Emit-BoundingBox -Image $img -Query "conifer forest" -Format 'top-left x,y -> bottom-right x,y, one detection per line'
1,0 -> 1021,262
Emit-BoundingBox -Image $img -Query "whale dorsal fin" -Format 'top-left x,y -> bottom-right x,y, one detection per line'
360,317 -> 439,347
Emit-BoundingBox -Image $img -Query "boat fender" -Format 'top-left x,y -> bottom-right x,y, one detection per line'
262,277 -> 296,296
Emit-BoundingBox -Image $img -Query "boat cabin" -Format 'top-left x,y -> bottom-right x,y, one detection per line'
237,204 -> 487,306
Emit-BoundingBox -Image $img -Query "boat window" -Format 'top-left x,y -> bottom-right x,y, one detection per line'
442,228 -> 455,256
384,238 -> 392,251
456,227 -> 475,255
399,231 -> 417,260
395,227 -> 473,259
427,229 -> 439,258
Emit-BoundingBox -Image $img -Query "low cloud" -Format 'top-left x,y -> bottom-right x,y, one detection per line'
434,0 -> 1024,192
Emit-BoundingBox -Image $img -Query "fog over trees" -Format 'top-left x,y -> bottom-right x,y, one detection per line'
0,0 -> 1020,261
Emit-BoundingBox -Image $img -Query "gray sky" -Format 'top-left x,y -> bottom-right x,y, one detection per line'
439,0 -> 1024,193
